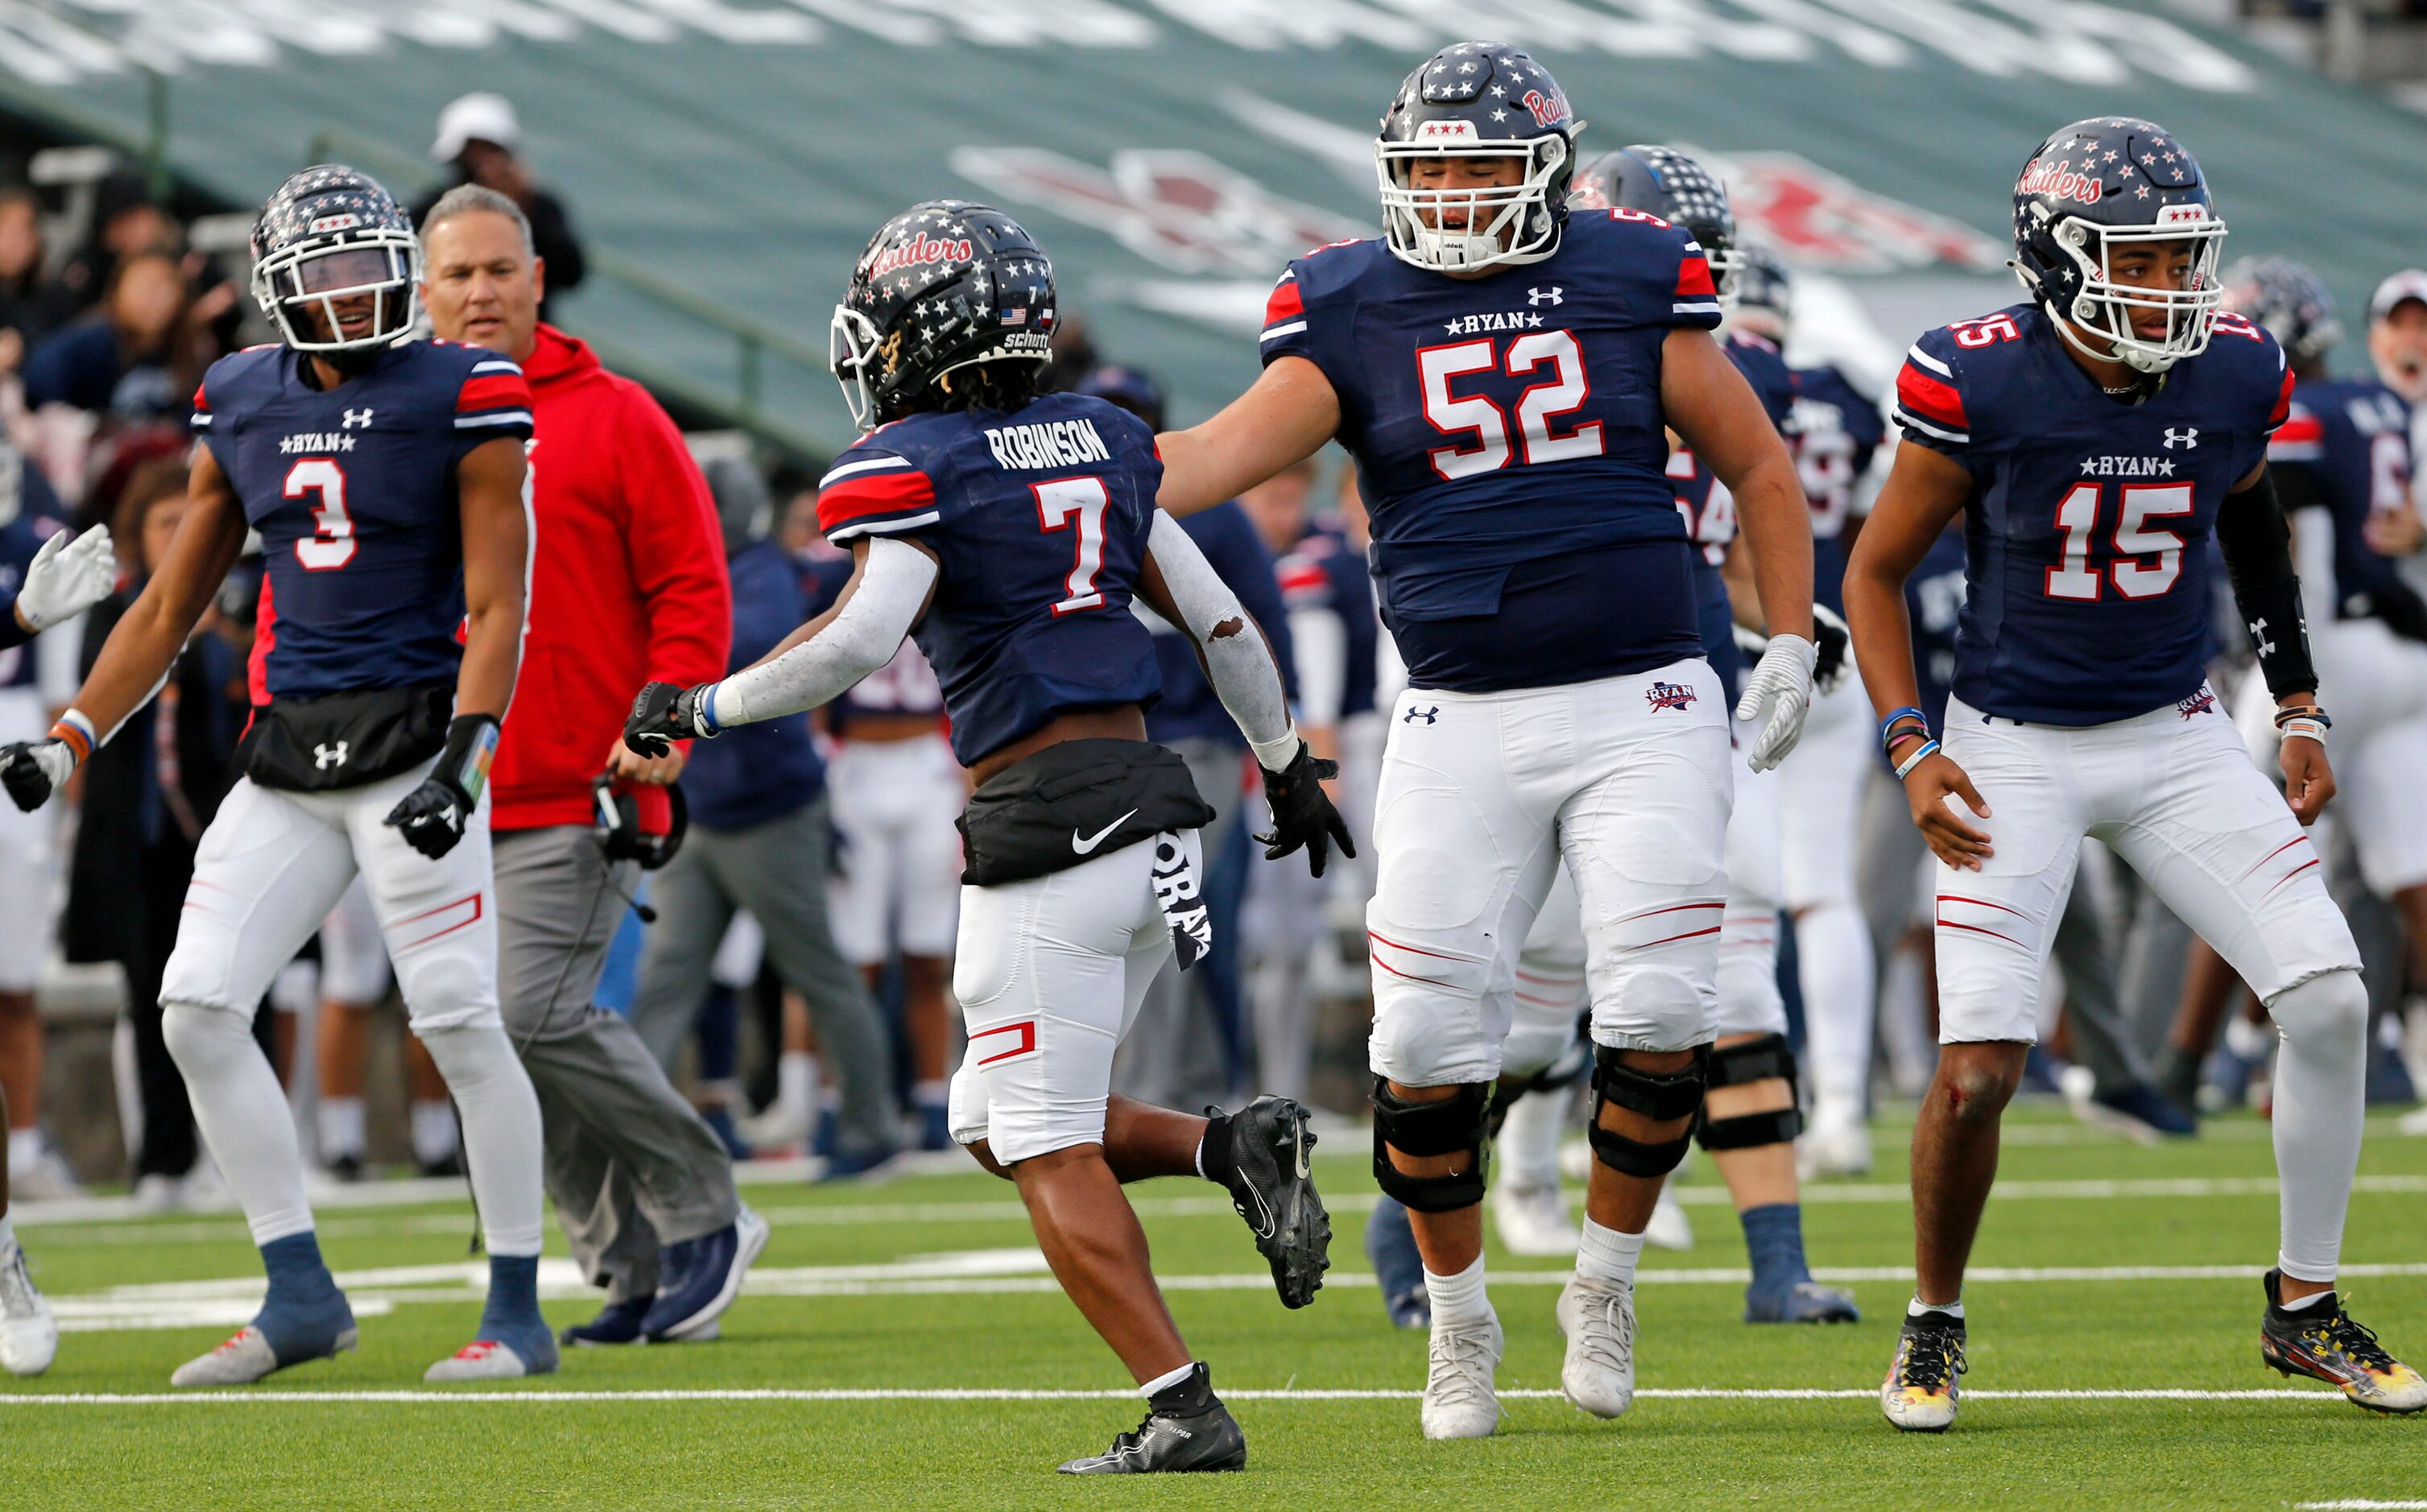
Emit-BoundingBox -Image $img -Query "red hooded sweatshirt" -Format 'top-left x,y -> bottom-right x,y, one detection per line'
490,324 -> 730,832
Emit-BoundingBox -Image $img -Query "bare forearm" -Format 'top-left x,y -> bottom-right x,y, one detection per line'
1842,567 -> 1921,721
74,593 -> 201,738
1734,458 -> 1814,642
454,598 -> 523,720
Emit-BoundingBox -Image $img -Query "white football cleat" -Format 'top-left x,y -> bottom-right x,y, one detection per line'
171,1323 -> 362,1388
11,1144 -> 84,1201
1797,1101 -> 1871,1179
1489,1180 -> 1574,1258
1557,1274 -> 1638,1419
424,1340 -> 540,1382
1420,1312 -> 1503,1440
1643,1185 -> 1694,1252
0,1241 -> 57,1377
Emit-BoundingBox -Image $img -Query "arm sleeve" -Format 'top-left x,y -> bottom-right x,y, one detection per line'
710,538 -> 934,728
2214,469 -> 2318,700
1147,511 -> 1297,770
618,390 -> 733,687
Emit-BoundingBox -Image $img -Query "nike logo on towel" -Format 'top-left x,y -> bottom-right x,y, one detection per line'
1073,810 -> 1138,855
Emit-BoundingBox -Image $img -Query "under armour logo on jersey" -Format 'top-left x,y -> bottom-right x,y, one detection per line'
341,408 -> 374,429
2249,617 -> 2276,656
2162,427 -> 2198,449
313,742 -> 349,770
1403,705 -> 1440,725
1528,286 -> 1564,307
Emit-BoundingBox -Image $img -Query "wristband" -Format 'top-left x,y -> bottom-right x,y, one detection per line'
438,714 -> 501,805
2276,715 -> 2328,746
2272,704 -> 2331,732
1892,738 -> 1941,780
48,708 -> 96,764
1879,705 -> 1930,754
1249,725 -> 1303,775
698,683 -> 722,737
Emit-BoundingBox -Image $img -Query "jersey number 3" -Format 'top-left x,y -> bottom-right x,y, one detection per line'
287,458 -> 356,572
2045,481 -> 2191,601
1419,331 -> 1603,481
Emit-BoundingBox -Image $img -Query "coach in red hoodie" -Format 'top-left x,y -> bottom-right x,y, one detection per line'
421,186 -> 762,1349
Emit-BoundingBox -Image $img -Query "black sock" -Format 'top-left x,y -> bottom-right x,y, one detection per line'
1149,1361 -> 1216,1415
1197,1113 -> 1238,1188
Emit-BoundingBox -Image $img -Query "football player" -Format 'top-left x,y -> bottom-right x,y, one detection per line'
625,203 -> 1346,1474
1154,44 -> 1819,1436
0,167 -> 556,1385
1846,119 -> 2427,1429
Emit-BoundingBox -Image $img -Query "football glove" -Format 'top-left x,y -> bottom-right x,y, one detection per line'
14,527 -> 116,633
1813,604 -> 1851,694
382,714 -> 498,861
623,680 -> 716,759
1734,634 -> 1817,773
1254,741 -> 1355,879
0,737 -> 76,812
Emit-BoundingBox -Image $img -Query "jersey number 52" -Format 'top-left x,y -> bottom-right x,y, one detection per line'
1418,331 -> 1603,481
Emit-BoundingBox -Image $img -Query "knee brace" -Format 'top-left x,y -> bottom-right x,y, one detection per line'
1588,1044 -> 1708,1177
1371,1078 -> 1492,1213
1694,1033 -> 1802,1151
2266,969 -> 2368,1056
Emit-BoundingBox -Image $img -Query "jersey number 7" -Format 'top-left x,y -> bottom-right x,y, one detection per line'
2045,481 -> 2191,601
1034,476 -> 1110,616
1418,330 -> 1604,481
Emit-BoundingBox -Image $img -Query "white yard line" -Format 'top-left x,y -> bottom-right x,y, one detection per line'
0,1386 -> 2360,1407
2295,1503 -> 2427,1510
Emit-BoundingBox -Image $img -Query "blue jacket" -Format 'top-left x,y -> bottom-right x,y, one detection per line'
684,539 -> 825,830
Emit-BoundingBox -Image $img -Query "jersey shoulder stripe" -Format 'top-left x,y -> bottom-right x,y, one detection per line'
1895,341 -> 1970,445
2269,401 -> 2326,462
818,453 -> 938,542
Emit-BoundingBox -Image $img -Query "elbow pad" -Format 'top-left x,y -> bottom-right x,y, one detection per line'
2215,472 -> 2317,700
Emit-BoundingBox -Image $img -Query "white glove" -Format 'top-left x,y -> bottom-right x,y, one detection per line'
1734,634 -> 1817,773
0,738 -> 76,812
15,527 -> 116,633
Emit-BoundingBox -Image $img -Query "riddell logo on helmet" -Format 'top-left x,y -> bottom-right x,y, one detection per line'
2017,158 -> 2102,204
1521,88 -> 1568,127
866,232 -> 974,279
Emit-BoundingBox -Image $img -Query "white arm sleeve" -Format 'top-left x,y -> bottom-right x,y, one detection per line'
1287,605 -> 1346,729
708,537 -> 936,729
1146,511 -> 1298,770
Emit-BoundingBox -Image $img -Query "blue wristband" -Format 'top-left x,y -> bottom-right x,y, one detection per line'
698,683 -> 722,737
1879,705 -> 1930,753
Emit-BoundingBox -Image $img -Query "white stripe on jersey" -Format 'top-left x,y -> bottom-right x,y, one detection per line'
1904,344 -> 1954,379
192,414 -> 212,427
1259,320 -> 1309,343
455,411 -> 534,428
471,360 -> 523,374
1672,301 -> 1723,317
1894,407 -> 1968,445
821,455 -> 915,488
827,510 -> 941,543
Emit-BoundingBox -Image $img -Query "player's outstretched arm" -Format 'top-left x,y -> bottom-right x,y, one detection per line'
624,537 -> 936,754
1137,512 -> 1351,878
1152,357 -> 1340,519
1843,440 -> 1991,870
1,526 -> 117,649
0,447 -> 244,813
2216,461 -> 2335,825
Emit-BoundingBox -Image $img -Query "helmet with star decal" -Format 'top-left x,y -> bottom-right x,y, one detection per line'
829,200 -> 1056,432
1375,41 -> 1581,275
2222,255 -> 2340,366
1573,146 -> 1745,306
249,163 -> 421,365
2010,117 -> 2226,375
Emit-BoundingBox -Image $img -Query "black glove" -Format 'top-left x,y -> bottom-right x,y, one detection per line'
623,680 -> 713,759
382,714 -> 498,861
1254,742 -> 1355,878
1813,604 -> 1851,694
0,739 -> 74,813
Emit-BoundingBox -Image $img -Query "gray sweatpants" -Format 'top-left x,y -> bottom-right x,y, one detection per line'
1110,736 -> 1245,1112
628,794 -> 898,1158
494,824 -> 741,1303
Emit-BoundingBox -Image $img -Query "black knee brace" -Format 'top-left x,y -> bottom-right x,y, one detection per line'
1587,1044 -> 1708,1177
1484,1037 -> 1593,1138
1694,1033 -> 1803,1151
1371,1078 -> 1492,1212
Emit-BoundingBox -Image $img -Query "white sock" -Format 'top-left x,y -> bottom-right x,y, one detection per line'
779,1051 -> 819,1126
317,1097 -> 366,1162
162,1003 -> 316,1246
410,1101 -> 458,1167
1796,901 -> 1879,1113
1139,1361 -> 1195,1398
912,1079 -> 949,1110
1423,1256 -> 1492,1328
0,1214 -> 15,1254
1910,1295 -> 1963,1320
1498,1087 -> 1566,1192
2277,1287 -> 2332,1312
7,1127 -> 39,1176
1575,1217 -> 1644,1289
418,1023 -> 545,1258
2267,971 -> 2368,1283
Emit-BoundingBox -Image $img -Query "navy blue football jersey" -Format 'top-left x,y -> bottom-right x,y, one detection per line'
1276,524 -> 1379,720
1667,330 -> 1794,704
1789,364 -> 1887,614
800,547 -> 947,734
2267,375 -> 2413,622
1259,211 -> 1722,693
192,341 -> 531,703
1905,523 -> 1971,724
814,393 -> 1163,766
1892,303 -> 2293,725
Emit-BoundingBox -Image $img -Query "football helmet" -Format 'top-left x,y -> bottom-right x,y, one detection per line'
830,200 -> 1055,432
1732,242 -> 1792,337
1073,364 -> 1167,432
2223,256 -> 2340,366
1572,146 -> 1744,304
249,165 -> 420,359
2010,118 -> 2226,374
1375,42 -> 1580,275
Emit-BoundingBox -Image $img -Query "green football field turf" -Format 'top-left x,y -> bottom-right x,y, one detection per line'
7,1104 -> 2425,1510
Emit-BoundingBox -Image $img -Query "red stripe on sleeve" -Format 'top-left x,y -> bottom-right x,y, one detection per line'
1674,252 -> 1717,298
1896,362 -> 1969,428
457,373 -> 534,412
817,468 -> 937,532
2271,411 -> 2324,447
2268,366 -> 2295,429
1278,563 -> 1328,596
192,382 -> 209,414
1263,278 -> 1304,326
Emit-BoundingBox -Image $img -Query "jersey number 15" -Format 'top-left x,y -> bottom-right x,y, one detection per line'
1419,331 -> 1603,481
2045,481 -> 2190,601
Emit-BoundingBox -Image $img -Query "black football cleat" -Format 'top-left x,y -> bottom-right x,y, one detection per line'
2260,1269 -> 2427,1414
1215,1095 -> 1331,1309
1057,1363 -> 1247,1474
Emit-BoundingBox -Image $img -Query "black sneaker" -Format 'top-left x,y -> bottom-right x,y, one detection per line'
1209,1096 -> 1330,1309
1879,1311 -> 1966,1431
2260,1269 -> 2427,1414
1058,1363 -> 1247,1474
